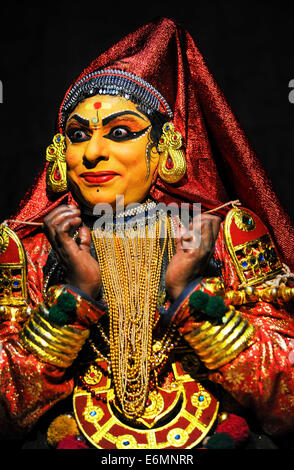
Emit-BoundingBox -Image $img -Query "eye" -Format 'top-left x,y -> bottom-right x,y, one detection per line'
66,127 -> 90,143
112,128 -> 129,138
107,126 -> 131,141
104,125 -> 151,142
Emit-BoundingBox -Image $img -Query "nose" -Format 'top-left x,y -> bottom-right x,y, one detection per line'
83,133 -> 109,168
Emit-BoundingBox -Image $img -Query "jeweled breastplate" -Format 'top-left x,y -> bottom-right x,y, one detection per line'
73,358 -> 218,449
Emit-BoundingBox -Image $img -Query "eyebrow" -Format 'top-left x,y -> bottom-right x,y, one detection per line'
102,110 -> 148,126
67,110 -> 148,129
67,114 -> 90,127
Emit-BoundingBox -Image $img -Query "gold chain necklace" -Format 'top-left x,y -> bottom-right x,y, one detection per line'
92,210 -> 174,420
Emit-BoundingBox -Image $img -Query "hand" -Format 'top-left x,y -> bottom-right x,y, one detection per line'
43,204 -> 101,299
165,213 -> 221,301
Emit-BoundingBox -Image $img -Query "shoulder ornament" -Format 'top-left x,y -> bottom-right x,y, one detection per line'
0,224 -> 30,322
223,206 -> 283,288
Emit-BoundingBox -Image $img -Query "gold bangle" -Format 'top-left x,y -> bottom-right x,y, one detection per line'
184,321 -> 221,349
34,305 -> 89,343
192,310 -> 239,356
19,332 -> 73,368
184,309 -> 235,349
183,303 -> 255,370
29,318 -> 81,355
20,323 -> 73,360
201,318 -> 248,361
19,303 -> 89,367
204,323 -> 255,370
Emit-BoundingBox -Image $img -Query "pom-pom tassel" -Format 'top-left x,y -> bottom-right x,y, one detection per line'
47,414 -> 80,447
189,290 -> 226,320
48,292 -> 77,325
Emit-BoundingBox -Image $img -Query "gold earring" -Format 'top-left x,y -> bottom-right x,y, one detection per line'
46,133 -> 68,193
157,122 -> 187,184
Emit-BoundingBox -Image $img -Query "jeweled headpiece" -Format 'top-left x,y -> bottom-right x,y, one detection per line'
59,68 -> 173,131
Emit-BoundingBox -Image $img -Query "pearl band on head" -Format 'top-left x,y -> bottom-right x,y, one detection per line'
59,68 -> 173,131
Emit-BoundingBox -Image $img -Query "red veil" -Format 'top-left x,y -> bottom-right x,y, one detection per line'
10,17 -> 294,269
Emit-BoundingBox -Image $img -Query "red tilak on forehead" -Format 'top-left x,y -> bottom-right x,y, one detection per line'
94,101 -> 102,110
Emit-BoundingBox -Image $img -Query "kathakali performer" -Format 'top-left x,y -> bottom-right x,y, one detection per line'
0,18 -> 294,449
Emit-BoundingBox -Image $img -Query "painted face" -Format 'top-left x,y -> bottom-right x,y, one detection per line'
65,95 -> 159,209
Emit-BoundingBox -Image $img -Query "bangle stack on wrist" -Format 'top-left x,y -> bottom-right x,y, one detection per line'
19,301 -> 89,368
183,290 -> 255,370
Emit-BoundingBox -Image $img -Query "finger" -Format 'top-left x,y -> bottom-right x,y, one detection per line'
44,204 -> 78,224
198,219 -> 215,258
44,206 -> 80,240
184,218 -> 214,257
173,222 -> 187,252
45,214 -> 81,249
179,214 -> 203,252
198,214 -> 221,241
78,226 -> 91,253
180,232 -> 200,252
53,216 -> 82,256
189,213 -> 202,232
51,209 -> 81,228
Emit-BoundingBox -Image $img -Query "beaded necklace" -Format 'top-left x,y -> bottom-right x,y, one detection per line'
91,205 -> 175,420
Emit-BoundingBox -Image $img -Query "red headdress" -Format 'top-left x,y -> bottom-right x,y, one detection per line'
10,17 -> 294,269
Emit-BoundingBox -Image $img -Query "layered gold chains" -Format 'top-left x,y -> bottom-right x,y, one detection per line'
92,210 -> 174,420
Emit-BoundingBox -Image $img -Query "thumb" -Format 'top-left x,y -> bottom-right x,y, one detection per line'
78,226 -> 91,252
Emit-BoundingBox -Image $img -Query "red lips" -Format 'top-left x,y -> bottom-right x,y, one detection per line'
80,171 -> 119,184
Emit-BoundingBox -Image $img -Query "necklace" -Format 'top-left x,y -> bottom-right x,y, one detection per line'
91,208 -> 175,420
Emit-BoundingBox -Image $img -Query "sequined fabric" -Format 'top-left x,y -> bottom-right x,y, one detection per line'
176,223 -> 294,437
0,320 -> 74,434
1,218 -> 294,438
0,231 -> 103,434
210,225 -> 294,436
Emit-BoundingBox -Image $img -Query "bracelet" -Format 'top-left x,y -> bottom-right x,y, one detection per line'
183,306 -> 255,370
19,303 -> 89,368
204,323 -> 255,369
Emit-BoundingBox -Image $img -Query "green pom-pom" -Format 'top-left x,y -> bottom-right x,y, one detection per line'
205,433 -> 236,449
57,293 -> 77,313
189,290 -> 210,311
48,305 -> 70,325
205,295 -> 227,319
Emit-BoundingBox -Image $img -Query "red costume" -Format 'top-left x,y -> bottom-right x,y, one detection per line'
0,18 -> 293,449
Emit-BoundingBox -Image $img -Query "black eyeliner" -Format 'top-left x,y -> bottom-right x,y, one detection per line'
66,125 -> 91,143
104,125 -> 151,142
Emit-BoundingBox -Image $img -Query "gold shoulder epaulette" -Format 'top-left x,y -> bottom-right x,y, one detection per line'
0,224 -> 30,322
223,206 -> 283,287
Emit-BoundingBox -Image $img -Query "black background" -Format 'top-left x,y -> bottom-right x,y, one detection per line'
0,1 -> 293,222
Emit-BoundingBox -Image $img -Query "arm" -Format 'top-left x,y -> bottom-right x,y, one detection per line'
0,210 -> 104,436
165,207 -> 294,437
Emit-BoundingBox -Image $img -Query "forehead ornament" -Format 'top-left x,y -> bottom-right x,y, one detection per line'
59,69 -> 173,131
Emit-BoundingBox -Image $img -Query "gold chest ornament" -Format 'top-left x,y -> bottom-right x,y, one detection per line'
73,360 -> 218,449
